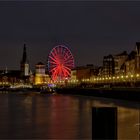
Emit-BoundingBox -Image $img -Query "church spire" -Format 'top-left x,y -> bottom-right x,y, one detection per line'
21,44 -> 28,63
20,44 -> 29,76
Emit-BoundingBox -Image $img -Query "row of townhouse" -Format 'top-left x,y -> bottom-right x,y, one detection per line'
102,42 -> 140,77
71,42 -> 140,81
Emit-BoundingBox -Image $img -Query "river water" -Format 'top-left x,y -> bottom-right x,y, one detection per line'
0,92 -> 139,139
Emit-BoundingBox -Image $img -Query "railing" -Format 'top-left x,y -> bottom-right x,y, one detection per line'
53,74 -> 140,86
0,74 -> 140,87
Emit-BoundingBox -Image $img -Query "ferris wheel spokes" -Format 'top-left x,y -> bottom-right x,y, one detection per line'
48,45 -> 74,81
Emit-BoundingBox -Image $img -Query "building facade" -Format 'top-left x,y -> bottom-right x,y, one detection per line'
71,64 -> 99,81
34,62 -> 50,85
103,55 -> 115,77
114,51 -> 128,75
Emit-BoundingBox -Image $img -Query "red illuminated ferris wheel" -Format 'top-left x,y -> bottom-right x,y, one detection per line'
48,45 -> 74,81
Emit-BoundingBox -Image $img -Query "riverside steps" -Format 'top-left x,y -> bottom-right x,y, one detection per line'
56,87 -> 140,102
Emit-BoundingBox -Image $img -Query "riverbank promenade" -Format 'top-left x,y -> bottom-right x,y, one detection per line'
56,87 -> 140,102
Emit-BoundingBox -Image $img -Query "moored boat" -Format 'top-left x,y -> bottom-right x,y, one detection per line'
40,87 -> 56,94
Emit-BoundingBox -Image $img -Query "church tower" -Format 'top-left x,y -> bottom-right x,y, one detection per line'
20,44 -> 29,76
135,42 -> 140,73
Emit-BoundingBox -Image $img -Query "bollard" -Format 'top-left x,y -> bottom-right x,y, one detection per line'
92,107 -> 117,140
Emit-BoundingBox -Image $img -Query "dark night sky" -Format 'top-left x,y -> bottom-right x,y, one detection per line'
0,1 -> 140,70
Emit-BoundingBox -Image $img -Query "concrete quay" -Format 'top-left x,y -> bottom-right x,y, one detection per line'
56,87 -> 140,102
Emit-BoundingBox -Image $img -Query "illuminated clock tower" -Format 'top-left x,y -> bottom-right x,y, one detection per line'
20,44 -> 29,76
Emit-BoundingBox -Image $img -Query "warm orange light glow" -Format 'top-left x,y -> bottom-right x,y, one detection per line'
121,76 -> 124,79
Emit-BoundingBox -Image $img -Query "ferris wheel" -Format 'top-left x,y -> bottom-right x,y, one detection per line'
48,45 -> 74,81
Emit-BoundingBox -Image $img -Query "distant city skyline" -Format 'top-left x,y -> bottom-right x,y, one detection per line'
0,1 -> 140,70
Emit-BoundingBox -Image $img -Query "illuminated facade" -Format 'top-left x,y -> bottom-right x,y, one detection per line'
125,51 -> 136,75
71,65 -> 99,81
103,55 -> 115,77
123,43 -> 140,75
71,69 -> 77,80
35,62 -> 50,85
0,70 -> 21,86
114,51 -> 128,75
101,42 -> 140,78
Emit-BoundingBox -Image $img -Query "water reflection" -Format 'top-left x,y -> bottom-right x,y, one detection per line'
0,93 -> 139,139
